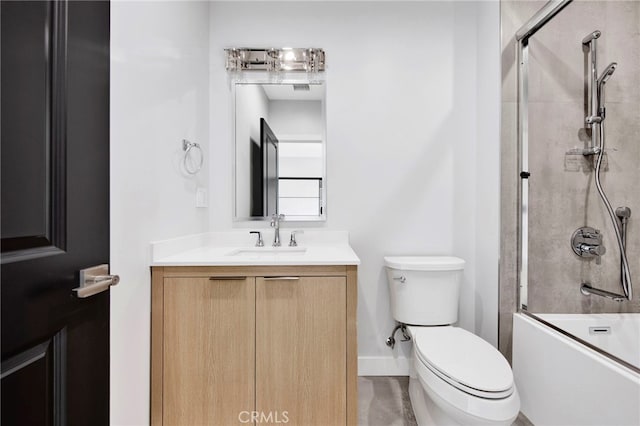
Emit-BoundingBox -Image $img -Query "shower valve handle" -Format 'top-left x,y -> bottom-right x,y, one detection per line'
580,244 -> 605,257
582,231 -> 601,240
572,226 -> 606,261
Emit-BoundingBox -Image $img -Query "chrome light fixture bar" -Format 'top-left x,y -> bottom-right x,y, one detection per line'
225,48 -> 325,72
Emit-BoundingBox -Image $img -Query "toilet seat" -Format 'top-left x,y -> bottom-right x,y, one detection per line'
412,326 -> 514,399
412,356 -> 520,425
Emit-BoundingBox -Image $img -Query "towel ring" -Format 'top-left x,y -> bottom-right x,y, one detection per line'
182,139 -> 203,175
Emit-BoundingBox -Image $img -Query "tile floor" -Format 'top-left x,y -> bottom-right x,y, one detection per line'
358,376 -> 416,426
358,376 -> 533,426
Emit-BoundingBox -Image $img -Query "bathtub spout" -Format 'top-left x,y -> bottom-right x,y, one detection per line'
580,283 -> 626,302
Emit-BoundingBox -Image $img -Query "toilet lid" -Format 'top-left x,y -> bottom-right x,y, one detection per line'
413,327 -> 514,398
383,256 -> 465,271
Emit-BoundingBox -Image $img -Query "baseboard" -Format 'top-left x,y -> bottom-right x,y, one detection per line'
357,356 -> 410,376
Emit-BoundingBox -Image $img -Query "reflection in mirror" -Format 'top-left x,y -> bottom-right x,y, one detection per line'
234,82 -> 326,221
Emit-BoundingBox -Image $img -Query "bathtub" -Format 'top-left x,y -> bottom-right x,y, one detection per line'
513,312 -> 640,426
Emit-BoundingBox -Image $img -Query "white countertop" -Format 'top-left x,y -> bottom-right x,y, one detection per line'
150,231 -> 360,267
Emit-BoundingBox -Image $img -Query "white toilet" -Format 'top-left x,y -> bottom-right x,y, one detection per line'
384,256 -> 520,426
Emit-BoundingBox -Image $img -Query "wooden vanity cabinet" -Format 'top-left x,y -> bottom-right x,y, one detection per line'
151,265 -> 357,426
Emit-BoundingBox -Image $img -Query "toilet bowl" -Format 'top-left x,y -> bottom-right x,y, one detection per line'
384,256 -> 520,426
408,326 -> 520,425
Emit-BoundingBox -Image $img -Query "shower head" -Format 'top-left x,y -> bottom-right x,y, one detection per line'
597,62 -> 617,86
596,62 -> 617,115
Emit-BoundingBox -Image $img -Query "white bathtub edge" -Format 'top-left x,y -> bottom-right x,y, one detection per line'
513,313 -> 640,426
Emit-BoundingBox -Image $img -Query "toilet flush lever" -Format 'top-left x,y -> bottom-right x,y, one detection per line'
393,276 -> 406,284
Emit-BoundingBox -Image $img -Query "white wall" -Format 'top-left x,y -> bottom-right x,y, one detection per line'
269,100 -> 323,136
110,2 -> 210,424
209,1 -> 501,374
474,0 -> 501,347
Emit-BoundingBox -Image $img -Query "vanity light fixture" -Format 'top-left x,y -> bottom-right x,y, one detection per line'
224,48 -> 325,72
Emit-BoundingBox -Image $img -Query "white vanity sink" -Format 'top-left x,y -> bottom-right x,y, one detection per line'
150,231 -> 359,266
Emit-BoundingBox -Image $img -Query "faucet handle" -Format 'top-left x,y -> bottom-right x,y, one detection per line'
289,230 -> 304,247
580,243 -> 606,257
249,231 -> 264,247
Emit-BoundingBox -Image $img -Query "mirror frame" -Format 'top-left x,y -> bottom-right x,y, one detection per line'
231,76 -> 327,222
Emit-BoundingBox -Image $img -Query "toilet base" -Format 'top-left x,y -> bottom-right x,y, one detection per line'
409,376 -> 461,425
409,376 -> 517,426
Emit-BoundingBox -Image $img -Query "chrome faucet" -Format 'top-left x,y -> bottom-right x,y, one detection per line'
270,214 -> 285,247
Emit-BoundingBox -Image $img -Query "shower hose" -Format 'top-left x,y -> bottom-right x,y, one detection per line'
594,122 -> 633,300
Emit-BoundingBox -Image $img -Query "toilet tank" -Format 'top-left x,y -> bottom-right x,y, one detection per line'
384,256 -> 465,326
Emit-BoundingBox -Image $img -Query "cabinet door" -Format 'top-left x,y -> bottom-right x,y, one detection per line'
256,276 -> 346,426
164,277 -> 255,425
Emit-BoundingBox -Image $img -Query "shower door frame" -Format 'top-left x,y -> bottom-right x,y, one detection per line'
515,0 -> 573,311
514,0 -> 640,375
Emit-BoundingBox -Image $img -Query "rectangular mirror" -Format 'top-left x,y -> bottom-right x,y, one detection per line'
234,81 -> 326,221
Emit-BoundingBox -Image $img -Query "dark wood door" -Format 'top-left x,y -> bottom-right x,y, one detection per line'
1,1 -> 111,425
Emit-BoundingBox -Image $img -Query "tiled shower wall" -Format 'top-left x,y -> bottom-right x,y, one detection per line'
499,0 -> 640,360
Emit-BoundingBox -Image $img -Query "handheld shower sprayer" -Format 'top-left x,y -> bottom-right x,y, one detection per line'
598,62 -> 617,85
597,62 -> 617,118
